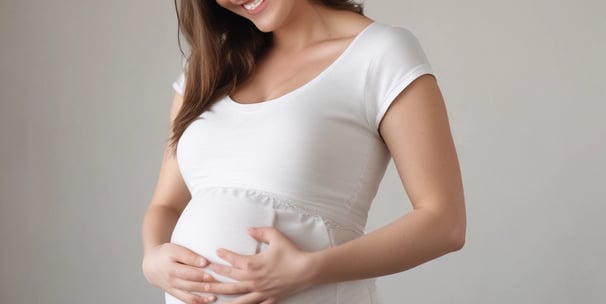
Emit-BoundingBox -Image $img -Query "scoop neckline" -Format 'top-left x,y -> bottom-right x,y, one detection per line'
225,22 -> 377,109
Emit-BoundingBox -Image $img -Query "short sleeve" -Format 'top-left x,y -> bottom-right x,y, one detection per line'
172,56 -> 188,95
364,26 -> 435,132
172,72 -> 185,95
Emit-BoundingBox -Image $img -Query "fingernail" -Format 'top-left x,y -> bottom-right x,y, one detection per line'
206,295 -> 216,302
203,273 -> 211,281
199,258 -> 208,267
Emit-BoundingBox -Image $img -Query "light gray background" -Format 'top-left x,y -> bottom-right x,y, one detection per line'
1,0 -> 604,303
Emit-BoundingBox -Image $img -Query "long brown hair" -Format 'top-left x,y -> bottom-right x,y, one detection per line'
168,0 -> 364,154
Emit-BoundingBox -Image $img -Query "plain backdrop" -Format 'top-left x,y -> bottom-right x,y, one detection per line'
1,0 -> 605,303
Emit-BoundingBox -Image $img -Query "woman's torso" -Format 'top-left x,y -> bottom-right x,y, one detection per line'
167,21 -> 435,303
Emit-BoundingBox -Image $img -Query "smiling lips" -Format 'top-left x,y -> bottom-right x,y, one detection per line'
243,0 -> 264,11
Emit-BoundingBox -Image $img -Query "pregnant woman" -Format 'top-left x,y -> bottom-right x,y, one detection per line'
142,0 -> 466,303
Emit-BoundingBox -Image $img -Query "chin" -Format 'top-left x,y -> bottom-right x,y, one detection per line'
250,18 -> 282,33
253,23 -> 276,33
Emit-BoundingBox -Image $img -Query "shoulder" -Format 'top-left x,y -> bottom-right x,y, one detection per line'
358,23 -> 432,71
358,23 -> 435,131
363,23 -> 425,53
374,23 -> 417,36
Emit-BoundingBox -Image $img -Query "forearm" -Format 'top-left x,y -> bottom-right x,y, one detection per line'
142,205 -> 181,254
309,207 -> 465,284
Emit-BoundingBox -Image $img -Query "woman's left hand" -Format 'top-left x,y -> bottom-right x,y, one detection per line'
203,227 -> 318,304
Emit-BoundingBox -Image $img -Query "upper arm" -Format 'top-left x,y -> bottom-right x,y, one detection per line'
148,92 -> 191,214
379,74 -> 465,220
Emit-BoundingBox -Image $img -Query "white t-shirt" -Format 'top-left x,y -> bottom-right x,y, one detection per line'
167,22 -> 434,304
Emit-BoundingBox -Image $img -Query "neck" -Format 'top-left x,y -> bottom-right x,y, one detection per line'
271,3 -> 337,52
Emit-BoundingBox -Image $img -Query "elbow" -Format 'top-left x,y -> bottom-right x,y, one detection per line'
447,218 -> 466,252
443,199 -> 466,252
434,207 -> 466,252
449,229 -> 465,251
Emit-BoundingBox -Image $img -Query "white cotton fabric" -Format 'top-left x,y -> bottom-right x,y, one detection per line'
166,22 -> 434,304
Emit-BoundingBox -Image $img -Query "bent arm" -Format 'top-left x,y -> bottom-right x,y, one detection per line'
142,92 -> 191,254
310,74 -> 466,283
141,93 -> 218,303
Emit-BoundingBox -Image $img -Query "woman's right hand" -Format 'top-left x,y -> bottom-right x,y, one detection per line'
143,242 -> 217,304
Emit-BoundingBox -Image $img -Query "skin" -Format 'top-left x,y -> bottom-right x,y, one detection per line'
142,0 -> 466,303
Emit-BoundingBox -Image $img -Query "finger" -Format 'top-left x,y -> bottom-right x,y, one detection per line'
247,227 -> 282,244
171,244 -> 209,267
223,291 -> 265,304
171,278 -> 217,294
203,281 -> 254,295
209,262 -> 249,281
216,248 -> 256,271
167,288 -> 216,304
171,263 -> 218,282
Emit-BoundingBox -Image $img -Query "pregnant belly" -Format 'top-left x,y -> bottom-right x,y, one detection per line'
166,187 -> 349,304
171,187 -> 276,276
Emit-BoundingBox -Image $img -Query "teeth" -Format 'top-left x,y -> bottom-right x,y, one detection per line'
243,0 -> 263,10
